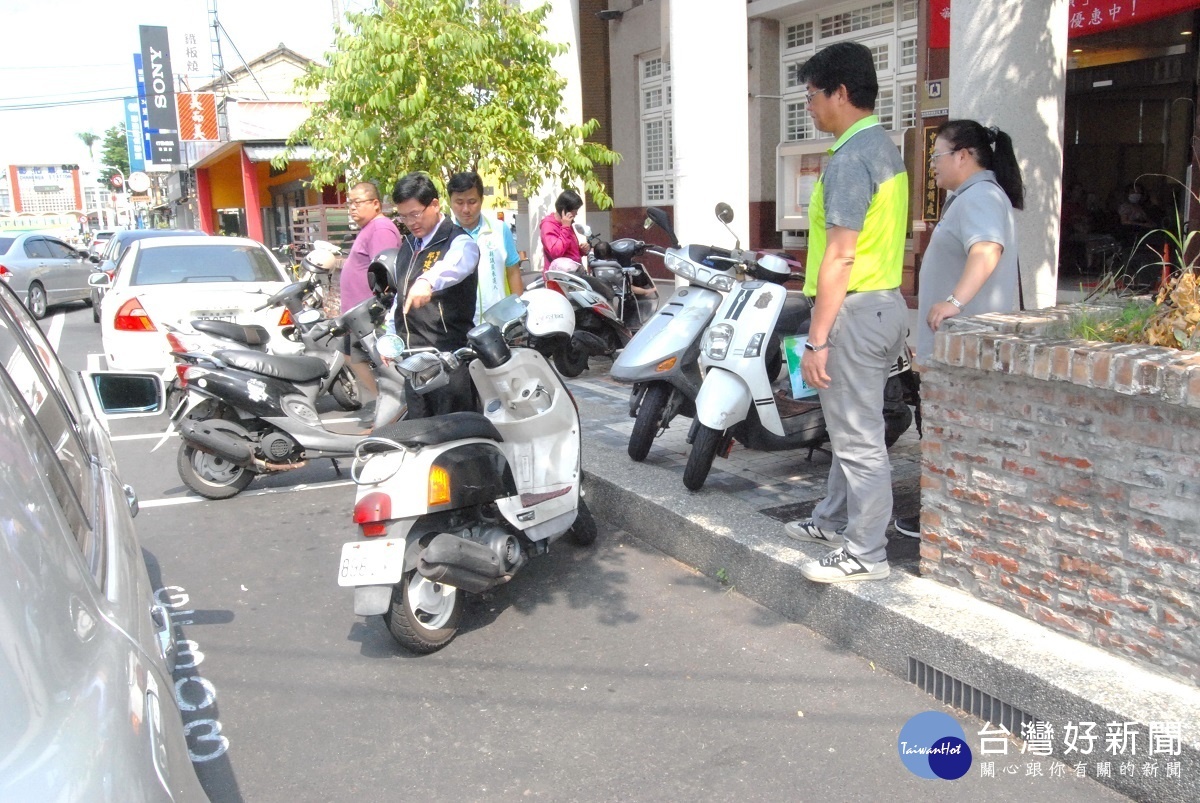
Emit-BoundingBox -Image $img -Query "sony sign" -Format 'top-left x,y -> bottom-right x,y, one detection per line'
138,25 -> 179,134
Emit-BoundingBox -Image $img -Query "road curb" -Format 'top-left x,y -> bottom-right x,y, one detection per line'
581,431 -> 1200,801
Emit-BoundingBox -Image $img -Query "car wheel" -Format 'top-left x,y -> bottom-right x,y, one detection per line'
384,571 -> 463,654
91,291 -> 101,323
26,282 -> 48,320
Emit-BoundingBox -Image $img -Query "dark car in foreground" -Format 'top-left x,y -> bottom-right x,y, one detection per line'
0,279 -> 207,801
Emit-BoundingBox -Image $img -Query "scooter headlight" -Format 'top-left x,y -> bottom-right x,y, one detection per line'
744,333 -> 765,359
664,252 -> 696,280
709,274 -> 735,292
704,323 -> 734,360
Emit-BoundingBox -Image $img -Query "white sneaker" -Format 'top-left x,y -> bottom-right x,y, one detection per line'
801,548 -> 891,584
784,518 -> 845,546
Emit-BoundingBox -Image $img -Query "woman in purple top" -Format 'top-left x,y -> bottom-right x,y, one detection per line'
341,181 -> 402,310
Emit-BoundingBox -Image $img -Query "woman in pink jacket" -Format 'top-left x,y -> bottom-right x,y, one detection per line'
540,189 -> 591,270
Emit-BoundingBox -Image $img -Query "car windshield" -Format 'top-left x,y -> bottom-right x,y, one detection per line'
0,237 -> 14,254
131,244 -> 284,285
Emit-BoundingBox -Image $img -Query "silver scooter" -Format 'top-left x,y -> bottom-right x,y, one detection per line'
610,206 -> 741,461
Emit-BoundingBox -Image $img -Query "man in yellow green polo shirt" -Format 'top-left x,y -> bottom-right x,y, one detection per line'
783,41 -> 909,584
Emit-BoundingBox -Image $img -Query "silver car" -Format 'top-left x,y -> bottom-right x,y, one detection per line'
0,280 -> 208,801
0,231 -> 94,319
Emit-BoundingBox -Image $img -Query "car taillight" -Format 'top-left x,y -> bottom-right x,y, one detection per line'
114,297 -> 156,331
0,264 -> 10,278
105,269 -> 115,280
353,492 -> 392,537
278,308 -> 293,326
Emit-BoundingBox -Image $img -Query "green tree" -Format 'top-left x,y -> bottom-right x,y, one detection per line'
98,124 -> 130,187
76,130 -> 100,163
278,0 -> 618,206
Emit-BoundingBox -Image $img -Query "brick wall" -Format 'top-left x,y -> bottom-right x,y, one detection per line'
920,305 -> 1200,684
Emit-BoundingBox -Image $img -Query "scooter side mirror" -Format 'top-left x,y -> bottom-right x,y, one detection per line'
296,308 -> 322,326
643,207 -> 679,249
714,202 -> 735,224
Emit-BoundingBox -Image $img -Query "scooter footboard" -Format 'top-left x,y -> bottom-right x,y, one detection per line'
694,368 -> 751,431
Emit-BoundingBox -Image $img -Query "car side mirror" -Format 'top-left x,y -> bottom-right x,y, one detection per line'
89,254 -> 101,264
84,372 -> 165,418
88,273 -> 111,288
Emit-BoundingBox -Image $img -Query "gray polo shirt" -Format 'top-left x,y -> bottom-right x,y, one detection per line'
916,170 -> 1019,365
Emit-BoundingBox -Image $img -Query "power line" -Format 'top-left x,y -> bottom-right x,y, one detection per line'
0,96 -> 128,112
0,87 -> 133,103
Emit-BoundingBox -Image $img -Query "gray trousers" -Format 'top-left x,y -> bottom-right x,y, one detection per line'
810,288 -> 907,564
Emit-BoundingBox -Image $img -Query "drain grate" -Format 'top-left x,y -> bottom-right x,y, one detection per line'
908,657 -> 1039,737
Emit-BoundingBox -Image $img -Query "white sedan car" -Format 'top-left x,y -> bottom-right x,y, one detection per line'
97,236 -> 296,370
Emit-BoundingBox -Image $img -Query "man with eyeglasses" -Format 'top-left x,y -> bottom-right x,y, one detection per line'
387,171 -> 481,418
781,41 -> 909,585
341,181 -> 401,397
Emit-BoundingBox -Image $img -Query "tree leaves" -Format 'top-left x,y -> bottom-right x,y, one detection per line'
274,0 -> 617,207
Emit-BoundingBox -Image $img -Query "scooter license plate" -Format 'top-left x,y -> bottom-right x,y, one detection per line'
337,538 -> 405,587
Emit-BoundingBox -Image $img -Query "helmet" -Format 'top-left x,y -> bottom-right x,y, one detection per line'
367,248 -> 400,295
521,288 -> 574,338
755,253 -> 791,284
302,246 -> 339,274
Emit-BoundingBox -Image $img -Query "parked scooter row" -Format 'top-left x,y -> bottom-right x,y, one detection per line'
610,203 -> 917,491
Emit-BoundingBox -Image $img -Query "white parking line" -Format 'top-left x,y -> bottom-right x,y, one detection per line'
46,312 -> 66,352
138,478 -> 356,508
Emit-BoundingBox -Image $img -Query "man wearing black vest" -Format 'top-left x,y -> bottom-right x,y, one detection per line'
388,171 -> 481,418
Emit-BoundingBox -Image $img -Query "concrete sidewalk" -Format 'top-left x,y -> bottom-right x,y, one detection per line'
568,364 -> 1199,802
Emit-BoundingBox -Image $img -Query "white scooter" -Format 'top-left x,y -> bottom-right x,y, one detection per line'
683,228 -> 916,491
337,291 -> 598,654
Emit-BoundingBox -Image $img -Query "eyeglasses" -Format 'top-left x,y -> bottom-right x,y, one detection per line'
929,149 -> 959,163
805,89 -> 824,104
346,197 -> 376,209
396,202 -> 432,224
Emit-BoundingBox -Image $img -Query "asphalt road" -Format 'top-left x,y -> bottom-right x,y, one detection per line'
46,302 -> 1127,802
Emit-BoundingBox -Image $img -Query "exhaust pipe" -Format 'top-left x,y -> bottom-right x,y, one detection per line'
179,419 -> 253,465
417,532 -> 519,594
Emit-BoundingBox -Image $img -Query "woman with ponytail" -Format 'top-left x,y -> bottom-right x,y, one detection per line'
896,119 -> 1024,538
917,119 -> 1023,364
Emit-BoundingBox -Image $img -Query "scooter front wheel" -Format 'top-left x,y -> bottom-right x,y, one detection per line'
177,442 -> 255,500
330,365 -> 363,411
553,343 -> 590,377
683,424 -> 724,491
385,571 -> 463,654
628,383 -> 670,462
567,498 -> 599,546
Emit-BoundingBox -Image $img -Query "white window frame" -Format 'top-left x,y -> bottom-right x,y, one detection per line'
640,53 -> 674,206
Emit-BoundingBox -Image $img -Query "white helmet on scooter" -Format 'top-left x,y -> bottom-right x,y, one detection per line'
303,246 -> 339,274
521,288 -> 575,338
755,252 -> 791,285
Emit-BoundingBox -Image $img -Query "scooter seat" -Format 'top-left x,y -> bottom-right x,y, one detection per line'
776,294 -> 813,336
214,349 -> 329,382
371,411 -> 504,447
192,319 -> 271,346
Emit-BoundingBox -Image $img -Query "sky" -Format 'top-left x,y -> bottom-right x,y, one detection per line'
0,0 -> 372,167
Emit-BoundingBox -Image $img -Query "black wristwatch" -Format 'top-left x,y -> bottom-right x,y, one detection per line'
804,340 -> 830,353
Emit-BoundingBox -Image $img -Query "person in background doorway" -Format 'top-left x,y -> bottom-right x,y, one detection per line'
783,41 -> 909,584
895,119 -> 1024,538
447,171 -> 523,323
341,181 -> 401,398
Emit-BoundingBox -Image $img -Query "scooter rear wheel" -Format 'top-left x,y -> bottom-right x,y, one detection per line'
567,498 -> 599,546
385,571 -> 463,654
177,441 -> 255,499
628,383 -> 670,462
683,424 -> 724,491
